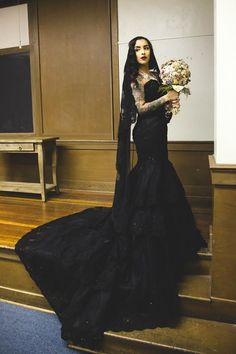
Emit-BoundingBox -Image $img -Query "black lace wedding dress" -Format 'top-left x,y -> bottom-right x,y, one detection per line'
15,78 -> 207,349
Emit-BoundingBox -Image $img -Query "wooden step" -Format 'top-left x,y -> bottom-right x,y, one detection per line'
0,247 -> 218,325
1,246 -> 235,329
68,316 -> 236,354
0,274 -> 212,322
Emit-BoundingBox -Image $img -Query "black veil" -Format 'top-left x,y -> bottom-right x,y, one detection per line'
111,73 -> 137,233
112,37 -> 160,233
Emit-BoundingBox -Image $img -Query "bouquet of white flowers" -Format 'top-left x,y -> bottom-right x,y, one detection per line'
159,59 -> 191,114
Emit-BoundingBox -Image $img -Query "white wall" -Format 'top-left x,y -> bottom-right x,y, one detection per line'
214,0 -> 236,164
0,4 -> 29,49
118,0 -> 214,141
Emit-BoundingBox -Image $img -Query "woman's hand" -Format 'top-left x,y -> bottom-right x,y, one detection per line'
165,90 -> 181,114
165,90 -> 179,102
170,99 -> 180,110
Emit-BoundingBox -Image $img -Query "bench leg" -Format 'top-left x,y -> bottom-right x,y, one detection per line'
38,144 -> 46,202
52,143 -> 59,194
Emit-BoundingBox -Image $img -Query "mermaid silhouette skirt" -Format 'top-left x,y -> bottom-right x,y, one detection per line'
15,81 -> 207,349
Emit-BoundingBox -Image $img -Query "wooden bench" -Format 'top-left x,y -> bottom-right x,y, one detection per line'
0,137 -> 59,202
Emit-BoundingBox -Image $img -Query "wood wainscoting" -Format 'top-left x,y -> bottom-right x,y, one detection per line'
56,141 -> 213,200
0,140 -> 213,194
209,155 -> 236,304
57,140 -> 213,245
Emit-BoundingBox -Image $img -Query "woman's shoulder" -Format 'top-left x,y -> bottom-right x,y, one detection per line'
131,70 -> 159,89
130,77 -> 142,89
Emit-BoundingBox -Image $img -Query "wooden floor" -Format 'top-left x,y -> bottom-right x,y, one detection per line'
0,190 -> 113,248
0,189 -> 211,249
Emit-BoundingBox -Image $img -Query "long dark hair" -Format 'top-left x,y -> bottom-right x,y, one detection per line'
124,36 -> 160,82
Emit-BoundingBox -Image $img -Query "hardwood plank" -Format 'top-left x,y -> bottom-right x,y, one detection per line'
0,190 -> 210,249
0,191 -> 112,247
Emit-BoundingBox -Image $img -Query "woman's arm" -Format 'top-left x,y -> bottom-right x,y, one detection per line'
131,80 -> 179,116
131,81 -> 167,115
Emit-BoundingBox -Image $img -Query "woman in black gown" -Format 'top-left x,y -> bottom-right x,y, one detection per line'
15,36 -> 207,350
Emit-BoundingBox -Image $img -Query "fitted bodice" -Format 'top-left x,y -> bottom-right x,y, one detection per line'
133,79 -> 168,163
144,79 -> 161,102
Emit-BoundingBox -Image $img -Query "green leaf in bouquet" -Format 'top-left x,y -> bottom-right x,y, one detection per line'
158,85 -> 172,94
182,87 -> 191,96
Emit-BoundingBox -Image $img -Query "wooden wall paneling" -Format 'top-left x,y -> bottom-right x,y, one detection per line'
209,155 -> 236,302
0,46 -> 29,55
0,153 -> 49,183
55,141 -> 213,197
0,142 -> 213,198
168,142 -> 213,198
212,186 -> 236,300
37,0 -> 113,139
57,141 -> 117,191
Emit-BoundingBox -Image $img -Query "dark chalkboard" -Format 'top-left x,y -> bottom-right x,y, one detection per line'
0,51 -> 33,133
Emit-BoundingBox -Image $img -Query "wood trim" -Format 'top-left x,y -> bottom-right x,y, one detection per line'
57,140 -> 118,150
0,132 -> 36,137
168,141 -> 214,152
58,182 -> 212,199
110,0 -> 120,140
209,155 -> 236,185
0,0 -> 27,8
56,140 -> 213,151
211,296 -> 236,305
0,46 -> 30,55
209,154 -> 236,170
28,0 -> 43,135
59,179 -> 115,193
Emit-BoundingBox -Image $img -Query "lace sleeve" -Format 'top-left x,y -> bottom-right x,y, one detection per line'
131,80 -> 166,116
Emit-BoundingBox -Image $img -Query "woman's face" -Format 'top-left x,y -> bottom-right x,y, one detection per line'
134,39 -> 151,66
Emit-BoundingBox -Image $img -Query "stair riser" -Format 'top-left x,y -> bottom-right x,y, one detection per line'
194,212 -> 212,244
2,248 -> 234,325
180,297 -> 236,324
184,258 -> 211,275
69,336 -> 200,354
0,285 -> 51,311
2,285 -> 234,326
